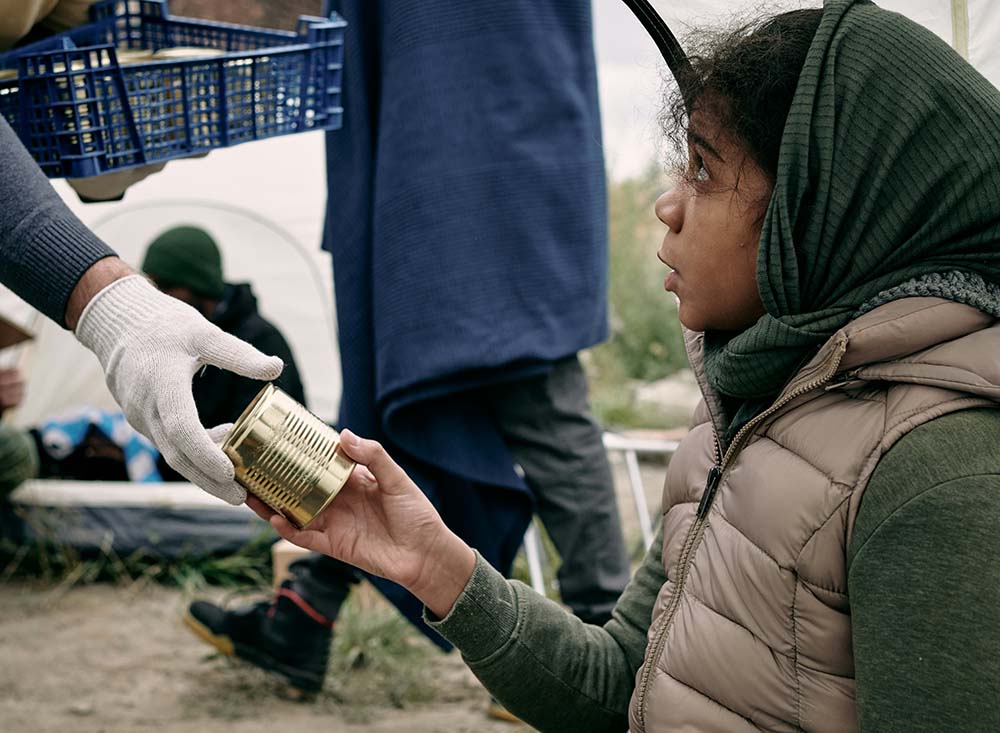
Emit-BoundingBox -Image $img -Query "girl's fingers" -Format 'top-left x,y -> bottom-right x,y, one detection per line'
344,463 -> 377,492
268,514 -> 327,554
246,495 -> 276,520
355,465 -> 377,484
250,488 -> 327,553
269,513 -> 296,539
339,429 -> 411,495
249,497 -> 316,549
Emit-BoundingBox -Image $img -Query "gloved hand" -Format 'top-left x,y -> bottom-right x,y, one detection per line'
75,274 -> 284,504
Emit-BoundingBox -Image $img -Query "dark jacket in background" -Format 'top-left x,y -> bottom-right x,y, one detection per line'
193,282 -> 305,427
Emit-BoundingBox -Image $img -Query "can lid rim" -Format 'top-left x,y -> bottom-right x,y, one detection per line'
221,382 -> 276,453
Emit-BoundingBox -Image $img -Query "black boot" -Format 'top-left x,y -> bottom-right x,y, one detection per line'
184,581 -> 334,695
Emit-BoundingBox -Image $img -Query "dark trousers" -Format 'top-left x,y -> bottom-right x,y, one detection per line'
290,355 -> 631,625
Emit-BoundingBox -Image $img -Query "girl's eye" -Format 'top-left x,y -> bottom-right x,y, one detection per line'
693,156 -> 710,182
686,151 -> 710,185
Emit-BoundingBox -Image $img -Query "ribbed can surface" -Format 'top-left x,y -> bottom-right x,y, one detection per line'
222,384 -> 355,528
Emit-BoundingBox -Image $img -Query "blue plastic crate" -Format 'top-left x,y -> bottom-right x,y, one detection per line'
0,0 -> 345,178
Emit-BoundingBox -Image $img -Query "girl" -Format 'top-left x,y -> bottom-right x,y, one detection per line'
252,1 -> 1000,730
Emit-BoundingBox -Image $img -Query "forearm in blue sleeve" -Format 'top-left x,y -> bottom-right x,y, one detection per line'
0,114 -> 115,325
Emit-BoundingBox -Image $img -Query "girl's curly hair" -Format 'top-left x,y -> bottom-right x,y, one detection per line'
662,9 -> 823,188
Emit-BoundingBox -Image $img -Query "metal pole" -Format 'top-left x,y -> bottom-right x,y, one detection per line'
523,522 -> 547,596
624,449 -> 655,549
952,0 -> 970,59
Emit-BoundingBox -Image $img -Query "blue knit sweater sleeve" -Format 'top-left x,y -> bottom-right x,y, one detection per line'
0,115 -> 115,326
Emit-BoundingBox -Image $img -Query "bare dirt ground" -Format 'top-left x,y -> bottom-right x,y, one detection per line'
0,580 -> 528,733
0,455 -> 671,733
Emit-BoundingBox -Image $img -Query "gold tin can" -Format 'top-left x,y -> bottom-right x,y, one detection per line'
223,384 -> 356,529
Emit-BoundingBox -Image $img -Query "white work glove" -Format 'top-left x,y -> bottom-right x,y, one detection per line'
75,275 -> 284,504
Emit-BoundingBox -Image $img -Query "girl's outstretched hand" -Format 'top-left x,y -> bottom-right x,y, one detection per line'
247,429 -> 475,618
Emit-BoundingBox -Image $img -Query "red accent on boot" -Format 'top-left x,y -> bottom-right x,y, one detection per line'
273,587 -> 335,628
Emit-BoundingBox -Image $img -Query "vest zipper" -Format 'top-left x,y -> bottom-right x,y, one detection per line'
696,465 -> 722,519
634,336 -> 848,732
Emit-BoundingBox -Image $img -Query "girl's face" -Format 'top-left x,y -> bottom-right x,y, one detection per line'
656,112 -> 772,333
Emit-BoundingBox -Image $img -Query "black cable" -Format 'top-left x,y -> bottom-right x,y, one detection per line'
618,0 -> 693,103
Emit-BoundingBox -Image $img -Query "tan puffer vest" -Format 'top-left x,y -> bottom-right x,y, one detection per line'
628,298 -> 1000,733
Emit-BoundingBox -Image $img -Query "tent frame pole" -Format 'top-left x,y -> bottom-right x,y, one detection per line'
952,0 -> 970,59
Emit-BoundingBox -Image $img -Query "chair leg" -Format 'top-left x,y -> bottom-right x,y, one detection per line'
522,521 -> 547,595
624,449 -> 654,550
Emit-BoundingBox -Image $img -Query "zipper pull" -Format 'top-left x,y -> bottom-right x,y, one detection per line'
696,465 -> 722,519
825,368 -> 863,391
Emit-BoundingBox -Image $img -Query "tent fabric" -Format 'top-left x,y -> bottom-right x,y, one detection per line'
969,0 -> 1000,84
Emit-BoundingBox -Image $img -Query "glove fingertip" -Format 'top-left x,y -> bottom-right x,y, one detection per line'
200,472 -> 245,506
257,355 -> 284,380
218,483 -> 248,506
200,450 -> 236,484
207,423 -> 235,445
